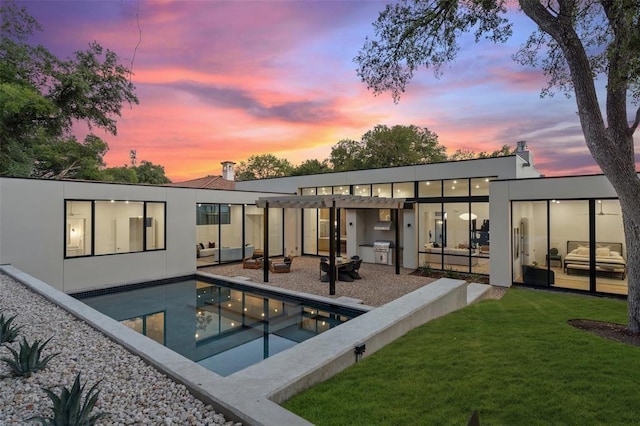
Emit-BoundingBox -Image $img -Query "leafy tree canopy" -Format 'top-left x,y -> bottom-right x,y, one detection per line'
235,154 -> 294,181
100,160 -> 171,184
361,124 -> 446,168
291,159 -> 332,176
0,1 -> 138,178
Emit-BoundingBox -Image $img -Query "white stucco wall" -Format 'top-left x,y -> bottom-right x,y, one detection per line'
0,178 -> 283,293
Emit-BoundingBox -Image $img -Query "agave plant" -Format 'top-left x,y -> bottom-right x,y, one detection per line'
0,310 -> 23,344
28,373 -> 107,426
0,336 -> 59,377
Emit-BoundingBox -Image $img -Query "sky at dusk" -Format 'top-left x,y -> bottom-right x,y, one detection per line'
17,0 -> 638,182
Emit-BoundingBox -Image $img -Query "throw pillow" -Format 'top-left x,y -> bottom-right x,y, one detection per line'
199,243 -> 205,250
208,242 -> 215,248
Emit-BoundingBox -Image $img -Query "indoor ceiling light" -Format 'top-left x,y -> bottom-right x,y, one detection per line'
459,213 -> 478,220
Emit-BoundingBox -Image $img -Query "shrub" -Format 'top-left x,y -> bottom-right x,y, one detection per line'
1,336 -> 59,377
419,263 -> 433,275
444,269 -> 461,279
0,310 -> 23,344
28,373 -> 107,425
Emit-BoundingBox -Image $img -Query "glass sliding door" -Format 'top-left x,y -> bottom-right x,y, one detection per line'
512,201 -> 549,286
594,199 -> 627,295
549,200 -> 588,291
303,208 -> 318,255
471,202 -> 490,275
244,205 -> 264,255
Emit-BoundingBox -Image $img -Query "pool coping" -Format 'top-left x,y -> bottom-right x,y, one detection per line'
1,265 -> 482,426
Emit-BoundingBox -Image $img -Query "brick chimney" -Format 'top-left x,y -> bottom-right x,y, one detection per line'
221,161 -> 235,181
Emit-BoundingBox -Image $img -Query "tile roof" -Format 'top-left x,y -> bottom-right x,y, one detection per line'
167,175 -> 235,190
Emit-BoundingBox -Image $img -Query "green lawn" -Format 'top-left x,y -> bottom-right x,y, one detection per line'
283,288 -> 637,425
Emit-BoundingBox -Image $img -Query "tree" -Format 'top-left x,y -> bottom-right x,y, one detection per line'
134,160 -> 171,184
449,144 -> 515,160
31,134 -> 108,180
235,154 -> 294,181
291,159 -> 332,176
329,126 -> 446,171
0,1 -> 138,178
329,139 -> 366,171
355,1 -> 640,332
101,165 -> 138,183
361,124 -> 446,168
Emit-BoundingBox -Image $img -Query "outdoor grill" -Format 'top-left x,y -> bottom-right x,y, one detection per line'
373,240 -> 393,265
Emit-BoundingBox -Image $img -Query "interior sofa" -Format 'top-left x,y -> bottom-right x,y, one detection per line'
198,244 -> 254,262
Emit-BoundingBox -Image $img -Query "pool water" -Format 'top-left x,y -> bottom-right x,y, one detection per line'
79,277 -> 362,376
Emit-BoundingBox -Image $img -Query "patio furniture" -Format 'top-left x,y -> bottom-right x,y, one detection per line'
348,256 -> 362,279
242,256 -> 263,269
269,256 -> 293,273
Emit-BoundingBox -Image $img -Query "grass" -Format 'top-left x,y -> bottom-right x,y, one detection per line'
283,288 -> 637,425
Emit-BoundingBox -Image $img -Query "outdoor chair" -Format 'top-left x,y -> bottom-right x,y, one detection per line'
320,258 -> 331,282
337,261 -> 355,282
348,257 -> 363,279
242,256 -> 263,269
269,256 -> 293,273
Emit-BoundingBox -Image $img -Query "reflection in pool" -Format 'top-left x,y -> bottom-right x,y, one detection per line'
79,277 -> 363,376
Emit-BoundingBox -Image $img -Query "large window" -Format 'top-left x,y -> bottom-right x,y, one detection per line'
512,199 -> 627,296
65,200 -> 166,257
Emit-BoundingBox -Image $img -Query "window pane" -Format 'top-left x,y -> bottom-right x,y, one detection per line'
303,208 -> 318,254
146,202 -> 165,250
95,200 -> 144,255
418,180 -> 442,197
418,203 -> 443,268
353,185 -> 371,197
318,186 -> 332,195
268,208 -> 284,256
471,203 -> 490,275
301,188 -> 316,196
444,179 -> 469,197
372,183 -> 391,198
196,203 -> 219,266
333,185 -> 349,195
594,200 -> 627,295
245,205 -> 264,256
513,201 -> 550,286
393,182 -> 414,198
471,177 -> 493,196
66,200 -> 92,257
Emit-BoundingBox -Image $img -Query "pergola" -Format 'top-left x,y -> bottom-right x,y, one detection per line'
255,194 -> 407,295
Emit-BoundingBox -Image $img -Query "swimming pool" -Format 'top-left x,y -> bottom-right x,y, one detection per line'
78,276 -> 364,376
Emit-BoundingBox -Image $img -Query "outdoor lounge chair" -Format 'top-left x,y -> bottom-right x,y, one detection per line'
269,256 -> 293,273
242,256 -> 263,269
348,257 -> 362,279
320,258 -> 331,282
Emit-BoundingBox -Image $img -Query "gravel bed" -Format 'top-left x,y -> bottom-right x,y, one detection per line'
201,256 -> 438,307
0,273 -> 240,426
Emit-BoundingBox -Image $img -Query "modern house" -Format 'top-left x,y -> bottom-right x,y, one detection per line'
0,143 -> 629,297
